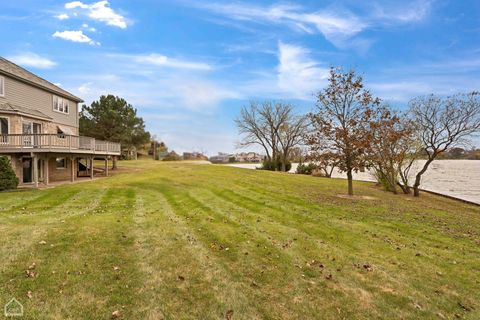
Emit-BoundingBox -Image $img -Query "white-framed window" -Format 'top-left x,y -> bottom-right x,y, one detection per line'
0,76 -> 4,97
56,157 -> 66,169
53,95 -> 69,114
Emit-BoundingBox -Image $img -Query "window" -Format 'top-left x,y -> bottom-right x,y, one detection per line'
0,76 -> 4,97
53,95 -> 69,114
56,157 -> 66,169
0,117 -> 8,134
0,117 -> 8,143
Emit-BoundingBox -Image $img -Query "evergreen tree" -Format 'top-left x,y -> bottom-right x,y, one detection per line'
80,95 -> 151,169
0,156 -> 19,191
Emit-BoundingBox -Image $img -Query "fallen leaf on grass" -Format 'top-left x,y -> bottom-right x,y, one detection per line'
27,291 -> 33,299
112,310 -> 122,319
113,266 -> 120,271
38,240 -> 47,245
25,270 -> 37,278
225,309 -> 234,320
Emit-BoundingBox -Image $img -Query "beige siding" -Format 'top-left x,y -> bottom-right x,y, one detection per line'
0,114 -> 78,135
0,75 -> 79,129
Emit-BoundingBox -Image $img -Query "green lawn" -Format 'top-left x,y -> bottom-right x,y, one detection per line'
1,160 -> 479,319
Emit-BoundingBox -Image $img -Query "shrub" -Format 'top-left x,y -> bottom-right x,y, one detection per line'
0,156 -> 19,191
259,158 -> 291,172
296,163 -> 316,175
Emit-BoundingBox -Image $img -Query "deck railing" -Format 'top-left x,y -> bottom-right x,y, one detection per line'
0,134 -> 121,155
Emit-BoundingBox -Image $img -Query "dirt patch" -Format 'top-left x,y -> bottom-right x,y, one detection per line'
336,194 -> 379,201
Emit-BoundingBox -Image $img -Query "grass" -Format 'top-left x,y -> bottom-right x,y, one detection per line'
0,159 -> 479,319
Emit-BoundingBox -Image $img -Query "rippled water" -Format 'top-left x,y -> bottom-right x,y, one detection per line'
226,160 -> 480,204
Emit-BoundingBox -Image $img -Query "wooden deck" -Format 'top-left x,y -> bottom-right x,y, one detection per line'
0,133 -> 121,156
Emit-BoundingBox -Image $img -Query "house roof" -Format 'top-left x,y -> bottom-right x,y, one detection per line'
0,102 -> 53,121
0,57 -> 83,103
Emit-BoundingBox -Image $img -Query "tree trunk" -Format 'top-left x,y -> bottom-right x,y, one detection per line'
413,157 -> 435,197
398,182 -> 410,194
112,156 -> 118,170
281,155 -> 287,172
398,173 -> 411,194
347,168 -> 353,196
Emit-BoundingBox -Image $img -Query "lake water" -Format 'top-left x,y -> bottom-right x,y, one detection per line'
226,160 -> 480,205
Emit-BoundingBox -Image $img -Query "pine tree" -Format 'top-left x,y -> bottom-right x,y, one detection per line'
0,156 -> 19,191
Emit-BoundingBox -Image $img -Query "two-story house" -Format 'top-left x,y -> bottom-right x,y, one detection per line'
0,57 -> 120,187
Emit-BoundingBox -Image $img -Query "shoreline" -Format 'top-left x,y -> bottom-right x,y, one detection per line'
224,160 -> 480,205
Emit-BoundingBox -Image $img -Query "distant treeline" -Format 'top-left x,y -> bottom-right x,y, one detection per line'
435,147 -> 480,160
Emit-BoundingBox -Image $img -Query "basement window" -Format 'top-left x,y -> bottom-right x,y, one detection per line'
56,157 -> 66,169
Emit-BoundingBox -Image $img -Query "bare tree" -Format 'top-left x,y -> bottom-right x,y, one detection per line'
235,102 -> 274,160
307,67 -> 380,195
236,101 -> 304,171
409,92 -> 480,196
366,106 -> 417,194
277,112 -> 309,171
258,102 -> 291,169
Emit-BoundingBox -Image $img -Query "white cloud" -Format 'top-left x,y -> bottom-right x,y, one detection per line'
372,0 -> 433,23
192,1 -> 432,49
55,13 -> 69,20
65,1 -> 88,9
7,52 -> 57,69
52,30 -> 100,45
178,81 -> 238,111
82,23 -> 97,32
277,42 -> 328,99
64,0 -> 128,29
195,3 -> 365,46
78,82 -> 93,95
130,53 -> 212,71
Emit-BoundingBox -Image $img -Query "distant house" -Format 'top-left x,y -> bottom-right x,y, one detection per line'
0,57 -> 120,187
235,152 -> 263,163
209,152 -> 233,163
183,152 -> 208,161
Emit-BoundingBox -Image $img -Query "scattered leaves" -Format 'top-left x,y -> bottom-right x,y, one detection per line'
111,310 -> 122,319
225,309 -> 234,320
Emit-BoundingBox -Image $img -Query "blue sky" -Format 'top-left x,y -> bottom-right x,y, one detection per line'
1,0 -> 479,154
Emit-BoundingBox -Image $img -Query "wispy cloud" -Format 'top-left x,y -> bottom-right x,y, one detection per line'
55,13 -> 69,20
6,52 -> 57,69
128,53 -> 212,71
277,42 -> 328,99
52,30 -> 100,45
372,0 -> 433,23
64,0 -> 128,29
370,53 -> 480,101
193,3 -> 366,46
190,1 -> 433,49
